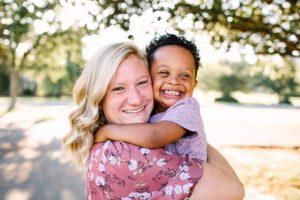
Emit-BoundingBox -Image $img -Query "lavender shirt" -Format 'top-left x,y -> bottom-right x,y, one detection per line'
149,97 -> 207,161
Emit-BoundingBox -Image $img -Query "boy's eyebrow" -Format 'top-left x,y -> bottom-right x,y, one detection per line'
155,65 -> 194,73
182,67 -> 194,73
154,65 -> 168,69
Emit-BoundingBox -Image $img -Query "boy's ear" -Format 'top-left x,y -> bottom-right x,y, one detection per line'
193,79 -> 198,88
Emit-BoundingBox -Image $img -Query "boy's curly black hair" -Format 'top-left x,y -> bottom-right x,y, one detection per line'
146,33 -> 201,77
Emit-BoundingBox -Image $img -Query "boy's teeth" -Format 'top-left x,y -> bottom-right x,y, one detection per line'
164,90 -> 180,96
124,107 -> 144,114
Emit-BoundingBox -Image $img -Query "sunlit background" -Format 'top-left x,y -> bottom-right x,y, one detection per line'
0,0 -> 299,199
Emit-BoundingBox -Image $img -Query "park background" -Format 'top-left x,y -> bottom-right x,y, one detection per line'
0,0 -> 299,199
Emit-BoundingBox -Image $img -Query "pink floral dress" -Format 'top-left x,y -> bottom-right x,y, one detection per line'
86,141 -> 203,200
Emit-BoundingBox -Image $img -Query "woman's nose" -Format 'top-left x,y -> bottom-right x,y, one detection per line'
127,87 -> 143,105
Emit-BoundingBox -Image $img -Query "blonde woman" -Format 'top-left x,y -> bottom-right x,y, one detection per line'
63,42 -> 244,200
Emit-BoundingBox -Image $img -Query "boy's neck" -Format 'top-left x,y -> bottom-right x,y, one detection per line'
153,103 -> 168,114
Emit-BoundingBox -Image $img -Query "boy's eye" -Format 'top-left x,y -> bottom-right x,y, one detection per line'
180,73 -> 191,79
158,71 -> 169,77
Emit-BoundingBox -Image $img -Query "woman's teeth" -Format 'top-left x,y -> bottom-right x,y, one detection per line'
163,90 -> 180,96
124,106 -> 145,114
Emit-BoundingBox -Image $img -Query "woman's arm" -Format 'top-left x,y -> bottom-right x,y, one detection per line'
190,144 -> 245,200
94,121 -> 185,148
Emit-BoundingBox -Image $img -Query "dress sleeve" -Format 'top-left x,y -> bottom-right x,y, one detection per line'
86,141 -> 203,200
160,97 -> 202,134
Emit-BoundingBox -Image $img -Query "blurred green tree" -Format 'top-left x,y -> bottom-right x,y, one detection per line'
0,62 -> 9,95
93,0 -> 299,57
38,50 -> 82,97
28,33 -> 84,97
92,0 -> 299,104
215,75 -> 245,103
201,60 -> 250,103
253,58 -> 297,104
0,0 -> 86,111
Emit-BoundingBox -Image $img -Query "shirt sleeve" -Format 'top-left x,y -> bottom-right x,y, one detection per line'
160,97 -> 202,134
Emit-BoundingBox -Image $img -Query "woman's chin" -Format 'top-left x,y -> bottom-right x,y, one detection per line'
121,107 -> 152,124
123,118 -> 147,124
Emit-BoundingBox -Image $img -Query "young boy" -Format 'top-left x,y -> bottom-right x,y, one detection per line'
95,34 -> 207,161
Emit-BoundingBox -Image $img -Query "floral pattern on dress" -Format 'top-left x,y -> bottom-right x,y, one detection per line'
86,141 -> 203,200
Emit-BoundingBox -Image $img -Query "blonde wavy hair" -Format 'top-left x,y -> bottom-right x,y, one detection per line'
63,42 -> 147,164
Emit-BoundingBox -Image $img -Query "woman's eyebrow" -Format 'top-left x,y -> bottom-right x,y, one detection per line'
109,81 -> 125,87
138,75 -> 150,79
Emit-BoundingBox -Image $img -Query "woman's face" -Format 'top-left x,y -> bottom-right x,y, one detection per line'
103,54 -> 154,124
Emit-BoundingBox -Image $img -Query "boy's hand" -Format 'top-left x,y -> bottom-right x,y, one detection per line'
94,125 -> 108,143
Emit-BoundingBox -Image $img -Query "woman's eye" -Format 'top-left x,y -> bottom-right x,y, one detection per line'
112,87 -> 124,91
138,80 -> 148,85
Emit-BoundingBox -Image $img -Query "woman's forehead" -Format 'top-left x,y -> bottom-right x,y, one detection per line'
111,55 -> 150,83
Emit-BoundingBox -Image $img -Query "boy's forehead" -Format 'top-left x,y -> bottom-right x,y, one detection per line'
153,64 -> 194,72
153,45 -> 195,60
152,46 -> 196,66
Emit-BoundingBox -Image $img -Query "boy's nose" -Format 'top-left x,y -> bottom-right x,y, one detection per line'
168,76 -> 180,85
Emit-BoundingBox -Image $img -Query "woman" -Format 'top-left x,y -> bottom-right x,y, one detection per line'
63,42 -> 244,199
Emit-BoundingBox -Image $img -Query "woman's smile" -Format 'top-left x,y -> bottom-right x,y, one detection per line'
123,105 -> 146,114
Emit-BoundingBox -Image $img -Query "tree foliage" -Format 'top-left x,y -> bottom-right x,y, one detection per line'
38,50 -> 82,97
253,57 -> 298,103
92,0 -> 299,104
0,0 -> 86,110
93,0 -> 300,57
201,60 -> 250,102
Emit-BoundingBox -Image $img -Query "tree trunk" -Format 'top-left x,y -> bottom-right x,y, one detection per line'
279,95 -> 291,104
8,67 -> 19,111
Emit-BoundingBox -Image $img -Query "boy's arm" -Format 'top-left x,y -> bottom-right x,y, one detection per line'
94,121 -> 186,148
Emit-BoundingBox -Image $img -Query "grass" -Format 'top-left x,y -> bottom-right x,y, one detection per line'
221,147 -> 300,200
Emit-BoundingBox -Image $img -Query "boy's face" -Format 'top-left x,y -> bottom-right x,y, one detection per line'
150,45 -> 197,111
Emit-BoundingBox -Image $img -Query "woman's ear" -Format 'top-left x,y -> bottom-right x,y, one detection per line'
98,106 -> 107,126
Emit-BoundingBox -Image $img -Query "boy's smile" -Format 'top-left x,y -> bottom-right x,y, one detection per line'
150,45 -> 197,113
162,90 -> 182,96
